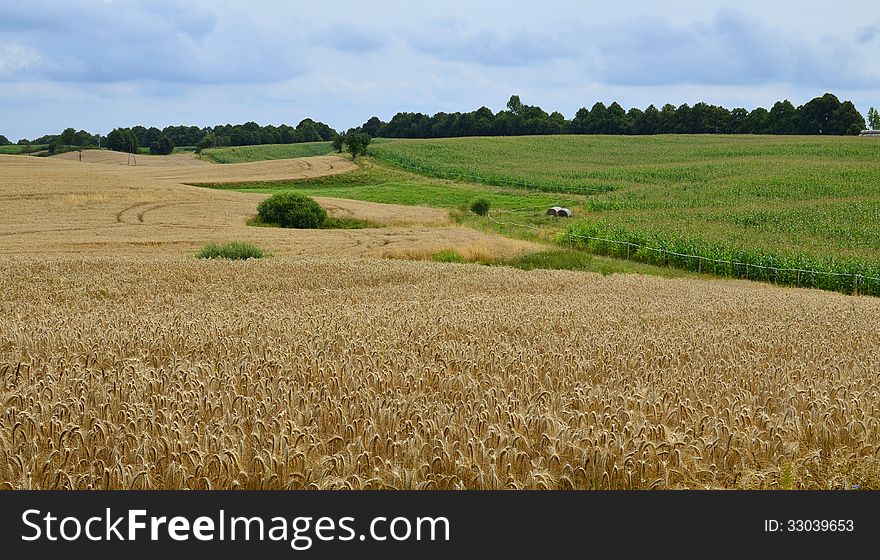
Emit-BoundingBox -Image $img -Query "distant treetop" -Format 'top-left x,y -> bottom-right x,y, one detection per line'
13,94 -> 869,152
359,93 -> 866,139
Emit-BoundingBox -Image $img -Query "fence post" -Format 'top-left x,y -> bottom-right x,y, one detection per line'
797,270 -> 801,288
854,274 -> 860,296
626,243 -> 630,260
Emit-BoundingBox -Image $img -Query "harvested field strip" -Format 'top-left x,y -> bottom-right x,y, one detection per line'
0,154 -> 530,259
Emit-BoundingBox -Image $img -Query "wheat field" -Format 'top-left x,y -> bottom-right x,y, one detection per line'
0,153 -> 535,259
1,152 -> 878,490
1,256 -> 878,489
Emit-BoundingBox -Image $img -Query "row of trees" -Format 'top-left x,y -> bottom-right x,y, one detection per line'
8,128 -> 101,148
102,118 -> 337,154
361,94 -> 869,138
9,118 -> 337,155
4,96 -> 875,153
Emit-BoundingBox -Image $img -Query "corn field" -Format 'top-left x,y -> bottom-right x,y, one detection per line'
371,135 -> 880,264
2,256 -> 879,490
563,222 -> 880,297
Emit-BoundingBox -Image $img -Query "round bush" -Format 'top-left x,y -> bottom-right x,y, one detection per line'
470,198 -> 491,216
257,192 -> 328,229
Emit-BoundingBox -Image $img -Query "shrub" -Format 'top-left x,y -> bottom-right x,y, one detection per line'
470,198 -> 491,216
196,241 -> 267,260
150,136 -> 175,155
432,250 -> 466,263
196,133 -> 216,154
257,192 -> 328,229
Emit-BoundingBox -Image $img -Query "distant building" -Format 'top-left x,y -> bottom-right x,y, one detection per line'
859,130 -> 880,137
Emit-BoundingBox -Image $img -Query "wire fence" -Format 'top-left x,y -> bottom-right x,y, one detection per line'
486,211 -> 879,296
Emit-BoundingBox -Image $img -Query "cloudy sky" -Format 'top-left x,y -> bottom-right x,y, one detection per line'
1,0 -> 878,139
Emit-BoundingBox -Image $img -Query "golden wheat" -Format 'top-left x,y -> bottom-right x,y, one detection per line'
1,255 -> 878,490
0,154 -> 535,259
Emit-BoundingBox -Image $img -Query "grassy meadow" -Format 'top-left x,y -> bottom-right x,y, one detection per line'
201,142 -> 333,163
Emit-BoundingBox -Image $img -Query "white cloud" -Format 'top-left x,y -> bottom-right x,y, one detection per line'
0,44 -> 42,76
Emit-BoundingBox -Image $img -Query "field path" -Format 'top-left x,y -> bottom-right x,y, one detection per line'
0,153 -> 537,258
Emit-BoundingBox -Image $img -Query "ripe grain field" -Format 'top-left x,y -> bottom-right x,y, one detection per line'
1,257 -> 879,490
1,147 -> 879,491
0,153 -> 534,260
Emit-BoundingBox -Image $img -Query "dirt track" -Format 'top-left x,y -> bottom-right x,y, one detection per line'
0,153 -> 537,258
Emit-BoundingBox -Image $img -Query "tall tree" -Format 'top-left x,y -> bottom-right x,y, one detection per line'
743,108 -> 769,134
196,133 -> 216,153
657,104 -> 678,134
506,95 -> 524,116
344,130 -> 371,159
766,100 -> 799,134
473,106 -> 495,135
828,101 -> 865,135
605,102 -> 629,134
59,128 -> 77,147
799,93 -> 841,134
106,128 -> 138,153
867,107 -> 879,130
131,126 -> 148,146
331,133 -> 345,153
150,135 -> 175,155
640,105 -> 660,135
569,107 -> 592,134
588,102 -> 609,133
362,117 -> 383,138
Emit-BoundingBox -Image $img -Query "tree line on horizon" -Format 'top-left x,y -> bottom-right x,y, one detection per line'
2,94 -> 876,153
2,118 -> 337,154
358,93 -> 869,139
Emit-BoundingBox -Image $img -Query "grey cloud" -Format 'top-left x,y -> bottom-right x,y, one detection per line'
410,21 -> 577,66
0,0 -> 304,84
408,10 -> 878,89
311,25 -> 387,53
857,25 -> 878,43
0,1 -> 216,40
595,11 -> 795,86
593,10 -> 879,89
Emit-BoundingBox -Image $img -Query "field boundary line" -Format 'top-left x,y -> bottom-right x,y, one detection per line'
485,212 -> 880,294
566,233 -> 880,282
